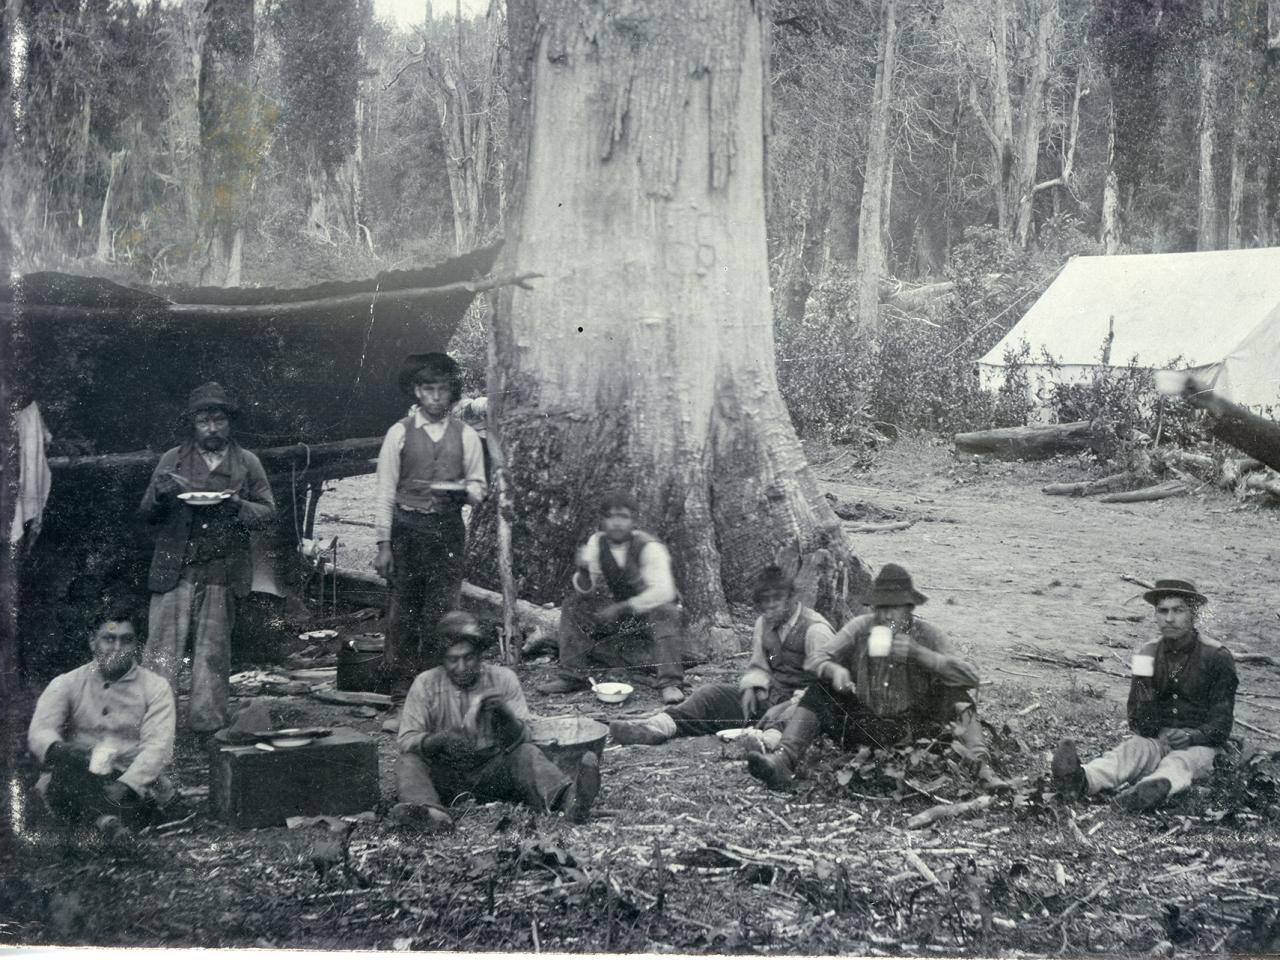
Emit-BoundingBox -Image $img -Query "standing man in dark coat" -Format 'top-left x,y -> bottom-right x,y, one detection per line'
373,353 -> 487,705
140,383 -> 276,733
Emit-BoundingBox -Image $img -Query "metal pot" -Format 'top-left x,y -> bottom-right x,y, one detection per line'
336,635 -> 385,693
527,716 -> 608,777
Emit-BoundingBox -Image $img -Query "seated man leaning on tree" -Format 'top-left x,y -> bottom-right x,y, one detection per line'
746,563 -> 1005,791
1051,577 -> 1238,812
391,612 -> 601,831
609,563 -> 834,748
537,490 -> 686,705
27,600 -> 177,839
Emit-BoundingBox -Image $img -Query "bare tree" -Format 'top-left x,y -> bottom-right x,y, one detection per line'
854,0 -> 899,331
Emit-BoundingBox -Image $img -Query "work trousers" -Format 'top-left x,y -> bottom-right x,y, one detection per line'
557,590 -> 684,687
1083,731 -> 1217,797
384,508 -> 466,697
666,683 -> 796,738
145,574 -> 235,732
37,764 -> 156,829
778,682 -> 989,764
397,742 -> 571,814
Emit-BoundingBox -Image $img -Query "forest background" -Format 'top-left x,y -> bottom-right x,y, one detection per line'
4,0 -> 1279,445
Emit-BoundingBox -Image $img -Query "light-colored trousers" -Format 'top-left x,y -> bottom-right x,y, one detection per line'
1083,729 -> 1217,797
145,578 -> 235,732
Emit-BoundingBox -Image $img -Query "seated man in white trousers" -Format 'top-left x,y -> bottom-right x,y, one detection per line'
1052,578 -> 1238,812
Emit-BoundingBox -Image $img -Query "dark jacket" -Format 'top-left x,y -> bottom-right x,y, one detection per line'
1127,632 -> 1238,747
139,440 -> 276,597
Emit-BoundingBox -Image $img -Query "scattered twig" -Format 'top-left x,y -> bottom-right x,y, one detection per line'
1233,717 -> 1280,741
1047,880 -> 1108,930
906,794 -> 994,829
904,850 -> 945,890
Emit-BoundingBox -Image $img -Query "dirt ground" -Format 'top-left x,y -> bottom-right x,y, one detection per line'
4,440 -> 1279,954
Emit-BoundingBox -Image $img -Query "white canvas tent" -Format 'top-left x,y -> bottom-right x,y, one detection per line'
978,248 -> 1280,413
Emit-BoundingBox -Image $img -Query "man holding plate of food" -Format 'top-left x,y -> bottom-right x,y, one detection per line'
139,382 -> 276,733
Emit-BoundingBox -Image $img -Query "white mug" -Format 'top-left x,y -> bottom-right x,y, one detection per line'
1131,654 -> 1155,677
868,625 -> 893,658
88,743 -> 117,776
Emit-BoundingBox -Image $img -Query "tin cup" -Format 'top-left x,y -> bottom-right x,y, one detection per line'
88,743 -> 117,776
868,625 -> 893,658
1131,654 -> 1155,677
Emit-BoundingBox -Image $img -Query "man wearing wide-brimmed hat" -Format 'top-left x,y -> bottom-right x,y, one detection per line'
139,382 -> 276,733
1052,578 -> 1238,812
373,353 -> 487,707
747,562 -> 1002,790
391,611 -> 599,831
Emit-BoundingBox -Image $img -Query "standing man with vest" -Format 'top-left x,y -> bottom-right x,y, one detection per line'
609,564 -> 834,746
140,383 -> 276,733
373,353 -> 487,702
537,491 -> 686,705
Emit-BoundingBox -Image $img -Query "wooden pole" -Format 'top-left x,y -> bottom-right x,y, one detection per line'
483,296 -> 520,665
48,436 -> 384,475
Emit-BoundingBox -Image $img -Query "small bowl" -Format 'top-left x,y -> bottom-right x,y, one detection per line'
593,682 -> 633,704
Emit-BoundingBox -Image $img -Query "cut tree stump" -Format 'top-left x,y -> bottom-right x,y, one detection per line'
1219,457 -> 1264,489
1098,481 -> 1188,503
1243,472 -> 1280,499
953,421 -> 1095,461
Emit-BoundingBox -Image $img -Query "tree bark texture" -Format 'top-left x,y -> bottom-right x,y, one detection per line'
489,0 -> 868,658
1101,84 -> 1121,253
855,0 -> 899,332
1198,0 -> 1220,251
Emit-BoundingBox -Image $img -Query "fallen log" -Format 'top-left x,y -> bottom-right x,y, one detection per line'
1219,457 -> 1265,489
1098,481 -> 1187,503
49,436 -> 383,478
954,421 -> 1095,461
1154,448 -> 1217,479
332,565 -> 561,640
906,794 -> 995,829
845,520 -> 915,534
1243,472 -> 1280,499
1042,471 -> 1134,497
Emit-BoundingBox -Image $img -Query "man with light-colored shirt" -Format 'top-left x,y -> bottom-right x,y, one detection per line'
28,602 -> 176,837
140,382 -> 276,732
373,353 -> 487,702
537,491 -> 686,704
390,612 -> 599,831
747,563 -> 1002,790
610,563 -> 833,747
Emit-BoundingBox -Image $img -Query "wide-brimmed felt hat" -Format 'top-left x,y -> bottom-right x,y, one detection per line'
752,564 -> 796,603
398,352 -> 460,397
186,381 -> 239,417
868,562 -> 927,607
1142,578 -> 1207,607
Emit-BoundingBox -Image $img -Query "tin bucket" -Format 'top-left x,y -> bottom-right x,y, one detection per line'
527,716 -> 608,777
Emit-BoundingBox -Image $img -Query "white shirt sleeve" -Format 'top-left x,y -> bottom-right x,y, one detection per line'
460,423 -> 488,500
627,540 -> 677,614
373,421 -> 407,543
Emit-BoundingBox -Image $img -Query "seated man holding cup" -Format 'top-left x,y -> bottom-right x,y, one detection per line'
747,563 -> 1002,790
1052,578 -> 1237,812
27,601 -> 177,838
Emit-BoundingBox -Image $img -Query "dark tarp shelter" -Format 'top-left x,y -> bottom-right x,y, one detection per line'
2,244 -> 503,685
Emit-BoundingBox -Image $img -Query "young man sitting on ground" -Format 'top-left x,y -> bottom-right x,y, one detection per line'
610,563 -> 834,748
391,611 -> 600,830
1051,578 -> 1237,812
28,601 -> 176,839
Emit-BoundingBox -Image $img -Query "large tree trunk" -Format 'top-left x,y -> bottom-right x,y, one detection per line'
1227,0 -> 1266,250
1197,0 -> 1220,251
489,0 -> 868,658
854,0 -> 899,333
1011,0 -> 1055,248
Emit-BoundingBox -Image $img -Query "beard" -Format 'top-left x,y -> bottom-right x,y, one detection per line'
96,652 -> 135,678
200,435 -> 228,451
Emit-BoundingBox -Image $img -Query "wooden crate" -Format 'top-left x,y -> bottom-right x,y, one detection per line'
209,727 -> 380,828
